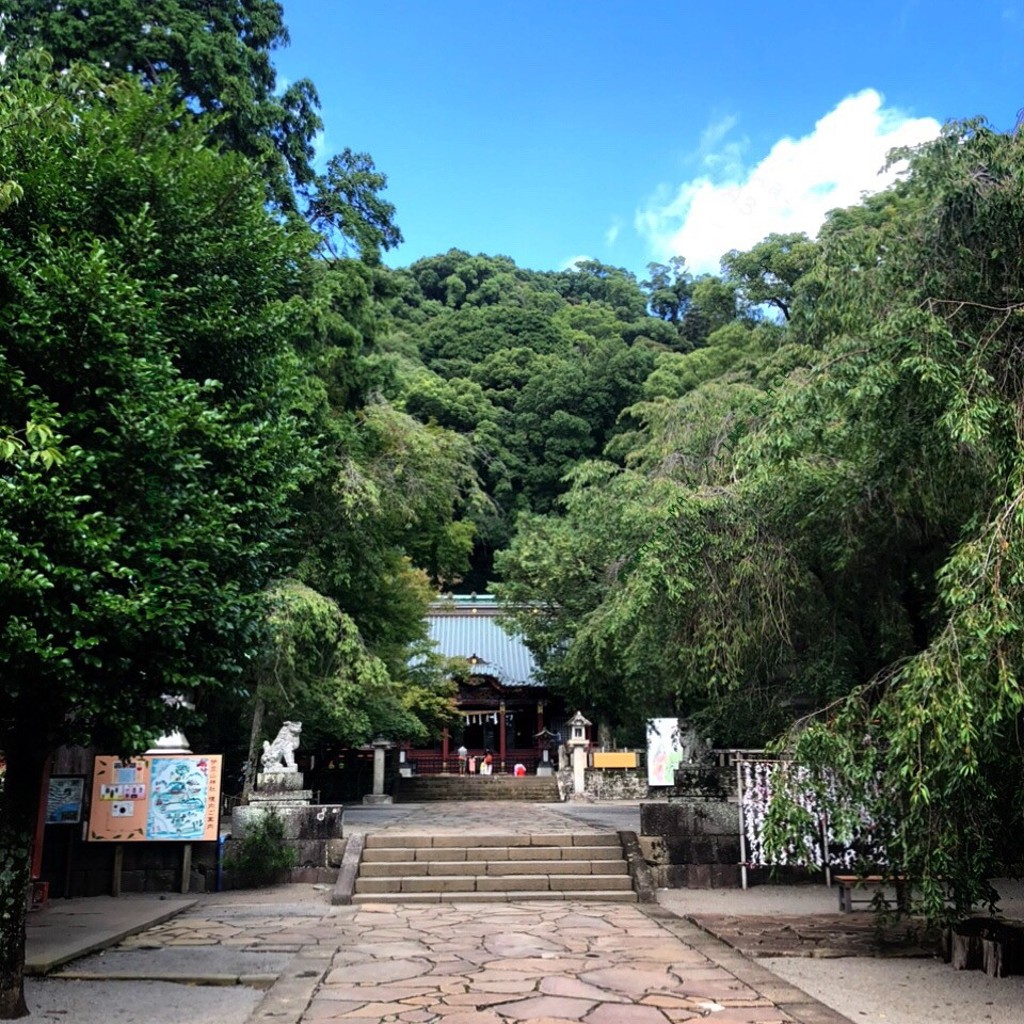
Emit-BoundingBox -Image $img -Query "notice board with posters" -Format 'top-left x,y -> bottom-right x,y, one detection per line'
88,754 -> 222,842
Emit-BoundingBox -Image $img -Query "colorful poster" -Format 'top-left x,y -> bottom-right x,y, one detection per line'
646,717 -> 683,786
89,754 -> 221,842
46,775 -> 86,824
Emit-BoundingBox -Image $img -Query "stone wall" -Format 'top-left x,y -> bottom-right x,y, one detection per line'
584,768 -> 652,801
640,800 -> 742,888
639,757 -> 745,888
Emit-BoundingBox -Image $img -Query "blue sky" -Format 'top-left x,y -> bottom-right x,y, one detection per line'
275,1 -> 1024,280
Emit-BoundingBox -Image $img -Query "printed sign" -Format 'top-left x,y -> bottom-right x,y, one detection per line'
646,717 -> 683,786
46,775 -> 86,824
88,754 -> 221,842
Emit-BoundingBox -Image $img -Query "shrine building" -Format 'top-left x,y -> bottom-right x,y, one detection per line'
403,594 -> 566,774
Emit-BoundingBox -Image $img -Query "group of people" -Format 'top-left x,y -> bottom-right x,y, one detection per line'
458,748 -> 494,775
456,748 -> 528,776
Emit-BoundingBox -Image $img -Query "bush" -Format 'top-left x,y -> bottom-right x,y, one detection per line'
224,809 -> 296,886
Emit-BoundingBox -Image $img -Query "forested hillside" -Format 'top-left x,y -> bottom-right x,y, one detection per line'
1,5 -> 1023,1002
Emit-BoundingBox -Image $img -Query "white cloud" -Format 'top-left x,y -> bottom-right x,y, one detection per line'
311,129 -> 328,171
636,89 -> 940,274
560,254 -> 593,271
604,218 -> 622,247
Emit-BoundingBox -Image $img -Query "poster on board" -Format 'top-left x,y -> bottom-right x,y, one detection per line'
88,754 -> 222,842
46,775 -> 86,824
646,717 -> 683,786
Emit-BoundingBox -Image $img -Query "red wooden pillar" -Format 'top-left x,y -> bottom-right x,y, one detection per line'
441,727 -> 450,773
31,758 -> 52,879
536,701 -> 544,751
498,701 -> 506,771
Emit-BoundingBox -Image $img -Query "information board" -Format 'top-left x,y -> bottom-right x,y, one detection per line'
88,754 -> 222,842
46,775 -> 86,824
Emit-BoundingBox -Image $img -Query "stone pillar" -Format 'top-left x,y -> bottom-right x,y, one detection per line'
572,744 -> 587,796
499,701 -> 507,771
363,738 -> 393,805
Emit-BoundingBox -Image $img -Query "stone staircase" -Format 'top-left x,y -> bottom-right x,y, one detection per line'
396,774 -> 560,802
352,832 -> 637,903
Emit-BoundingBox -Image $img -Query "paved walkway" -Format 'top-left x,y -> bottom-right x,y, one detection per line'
27,801 -> 851,1024
341,799 -> 643,835
49,885 -> 847,1024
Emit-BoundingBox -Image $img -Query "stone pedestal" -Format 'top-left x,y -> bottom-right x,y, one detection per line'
252,771 -> 312,803
231,769 -> 344,871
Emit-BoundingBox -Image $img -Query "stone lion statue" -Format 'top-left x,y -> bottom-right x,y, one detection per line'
261,720 -> 302,773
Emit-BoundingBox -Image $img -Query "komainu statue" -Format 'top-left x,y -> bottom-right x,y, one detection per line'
261,720 -> 302,773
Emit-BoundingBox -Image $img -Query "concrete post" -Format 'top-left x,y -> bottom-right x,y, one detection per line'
571,743 -> 587,796
363,738 -> 393,804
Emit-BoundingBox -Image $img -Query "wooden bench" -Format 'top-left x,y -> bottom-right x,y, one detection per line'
835,874 -> 906,912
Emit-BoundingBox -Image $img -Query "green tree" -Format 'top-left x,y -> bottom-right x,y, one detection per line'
721,232 -> 818,321
243,581 -> 455,795
1,1 -> 403,256
755,121 -> 1024,920
1,0 -> 319,204
642,256 -> 693,326
0,70 -> 311,1017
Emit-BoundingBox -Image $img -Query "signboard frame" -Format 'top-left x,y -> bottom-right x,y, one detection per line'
88,754 -> 222,842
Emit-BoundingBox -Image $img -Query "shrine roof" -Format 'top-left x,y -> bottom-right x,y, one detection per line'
427,595 -> 541,688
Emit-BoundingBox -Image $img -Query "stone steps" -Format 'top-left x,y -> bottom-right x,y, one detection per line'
352,832 -> 638,903
396,774 -> 560,802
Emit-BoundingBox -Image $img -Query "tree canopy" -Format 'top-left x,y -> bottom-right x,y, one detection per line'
496,119 -> 1024,920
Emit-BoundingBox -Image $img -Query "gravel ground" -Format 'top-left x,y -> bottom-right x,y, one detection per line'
763,955 -> 1024,1024
659,879 -> 1024,1024
24,978 -> 261,1024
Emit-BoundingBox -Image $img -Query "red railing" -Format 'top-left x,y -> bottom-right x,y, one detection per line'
404,749 -> 548,775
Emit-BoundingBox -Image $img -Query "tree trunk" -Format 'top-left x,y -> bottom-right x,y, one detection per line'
0,742 -> 48,1019
242,695 -> 265,802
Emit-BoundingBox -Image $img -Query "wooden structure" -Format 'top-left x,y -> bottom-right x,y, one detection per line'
404,595 -> 566,774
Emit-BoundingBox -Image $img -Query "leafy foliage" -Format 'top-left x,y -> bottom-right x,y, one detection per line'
0,65 -> 314,1016
224,809 -> 297,887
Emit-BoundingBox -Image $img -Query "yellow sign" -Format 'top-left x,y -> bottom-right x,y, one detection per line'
89,754 -> 222,842
592,751 -> 638,769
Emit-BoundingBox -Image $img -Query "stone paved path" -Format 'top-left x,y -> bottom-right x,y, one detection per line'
288,900 -> 794,1024
54,801 -> 853,1024
237,897 -> 849,1024
342,800 -> 642,836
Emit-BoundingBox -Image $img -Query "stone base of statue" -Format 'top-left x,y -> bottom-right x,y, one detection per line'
362,792 -> 393,805
252,770 -> 313,803
230,735 -> 344,873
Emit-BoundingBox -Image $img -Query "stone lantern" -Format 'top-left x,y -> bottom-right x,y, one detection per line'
566,711 -> 591,797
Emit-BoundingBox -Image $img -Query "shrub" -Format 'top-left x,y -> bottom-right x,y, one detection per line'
224,809 -> 296,887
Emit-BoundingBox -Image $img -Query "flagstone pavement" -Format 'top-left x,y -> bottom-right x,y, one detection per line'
45,801 -> 852,1024
107,887 -> 849,1024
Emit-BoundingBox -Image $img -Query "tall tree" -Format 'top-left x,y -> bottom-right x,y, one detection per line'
0,0 -> 403,258
1,0 -> 318,203
721,232 -> 818,321
0,68 -> 312,1017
